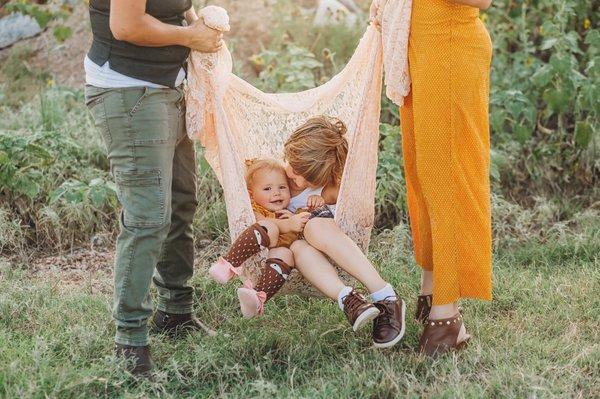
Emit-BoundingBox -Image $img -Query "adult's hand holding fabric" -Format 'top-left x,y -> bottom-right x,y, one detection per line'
185,6 -> 229,53
186,18 -> 223,52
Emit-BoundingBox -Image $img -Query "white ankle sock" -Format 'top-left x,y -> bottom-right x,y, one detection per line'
370,283 -> 396,302
337,286 -> 353,310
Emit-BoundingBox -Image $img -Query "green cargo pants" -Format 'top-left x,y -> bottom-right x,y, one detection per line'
85,84 -> 198,346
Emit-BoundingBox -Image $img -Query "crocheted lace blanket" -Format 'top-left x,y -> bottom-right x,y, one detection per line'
186,0 -> 411,295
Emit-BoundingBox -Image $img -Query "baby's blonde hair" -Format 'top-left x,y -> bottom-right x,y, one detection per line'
244,158 -> 286,188
284,116 -> 348,187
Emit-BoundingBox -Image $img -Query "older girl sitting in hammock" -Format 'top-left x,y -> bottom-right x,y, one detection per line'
210,116 -> 406,349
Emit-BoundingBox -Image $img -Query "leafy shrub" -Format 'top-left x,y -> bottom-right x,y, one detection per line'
252,44 -> 324,92
485,0 -> 599,200
249,0 -> 364,92
0,47 -> 51,107
0,126 -> 117,250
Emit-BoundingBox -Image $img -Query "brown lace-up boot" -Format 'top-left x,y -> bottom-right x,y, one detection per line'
342,290 -> 381,331
372,297 -> 406,348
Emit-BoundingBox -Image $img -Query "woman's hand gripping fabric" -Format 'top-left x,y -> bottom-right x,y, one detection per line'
188,5 -> 230,53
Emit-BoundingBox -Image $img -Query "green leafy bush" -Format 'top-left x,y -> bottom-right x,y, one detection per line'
249,0 -> 364,92
0,127 -> 117,250
252,44 -> 324,92
485,0 -> 599,200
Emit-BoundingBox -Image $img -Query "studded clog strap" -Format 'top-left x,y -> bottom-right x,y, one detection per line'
418,313 -> 464,357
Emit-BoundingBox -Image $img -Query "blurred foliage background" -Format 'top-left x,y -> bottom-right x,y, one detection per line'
0,0 -> 598,256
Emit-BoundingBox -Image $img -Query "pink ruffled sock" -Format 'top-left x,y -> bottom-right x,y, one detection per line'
236,258 -> 291,318
208,223 -> 270,284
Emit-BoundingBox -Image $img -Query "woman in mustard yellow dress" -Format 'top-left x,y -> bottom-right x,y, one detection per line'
372,0 -> 493,356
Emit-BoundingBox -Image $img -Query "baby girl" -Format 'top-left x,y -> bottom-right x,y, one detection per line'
209,158 -> 312,317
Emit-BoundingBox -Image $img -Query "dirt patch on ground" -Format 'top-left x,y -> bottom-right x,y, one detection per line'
0,0 -> 275,87
29,248 -> 115,294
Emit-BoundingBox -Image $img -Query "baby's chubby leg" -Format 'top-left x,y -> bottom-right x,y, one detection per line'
267,246 -> 294,267
257,220 -> 280,248
209,220 -> 279,284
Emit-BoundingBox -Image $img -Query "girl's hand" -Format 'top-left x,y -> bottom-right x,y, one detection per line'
275,209 -> 293,219
185,19 -> 223,52
289,212 -> 311,233
307,195 -> 326,210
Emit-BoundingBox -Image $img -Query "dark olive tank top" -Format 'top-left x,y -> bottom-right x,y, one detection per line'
87,0 -> 191,87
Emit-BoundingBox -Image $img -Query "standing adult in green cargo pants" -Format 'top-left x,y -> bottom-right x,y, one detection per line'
84,0 -> 223,375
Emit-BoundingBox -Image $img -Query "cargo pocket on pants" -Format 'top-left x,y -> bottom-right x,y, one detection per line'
85,88 -> 113,150
115,168 -> 165,228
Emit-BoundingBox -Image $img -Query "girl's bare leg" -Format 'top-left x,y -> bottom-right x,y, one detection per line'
290,240 -> 346,300
302,218 -> 387,293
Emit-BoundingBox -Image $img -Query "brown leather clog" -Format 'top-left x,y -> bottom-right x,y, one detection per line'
418,313 -> 471,357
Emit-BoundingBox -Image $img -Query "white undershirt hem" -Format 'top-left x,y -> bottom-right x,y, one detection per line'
84,55 -> 185,89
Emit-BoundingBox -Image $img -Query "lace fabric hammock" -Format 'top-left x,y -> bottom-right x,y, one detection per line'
186,0 -> 412,296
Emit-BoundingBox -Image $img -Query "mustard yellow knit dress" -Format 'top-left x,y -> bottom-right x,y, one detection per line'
400,0 -> 493,305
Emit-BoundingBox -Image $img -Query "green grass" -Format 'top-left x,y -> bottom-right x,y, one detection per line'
1,224 -> 598,398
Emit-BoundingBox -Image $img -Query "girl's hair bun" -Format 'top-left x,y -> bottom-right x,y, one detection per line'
283,115 -> 349,187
